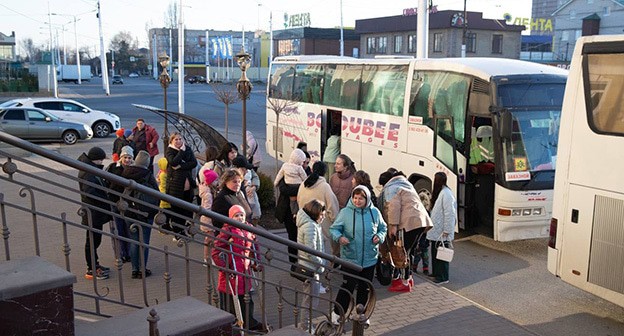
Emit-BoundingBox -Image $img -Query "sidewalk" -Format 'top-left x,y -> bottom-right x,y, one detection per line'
0,146 -> 535,335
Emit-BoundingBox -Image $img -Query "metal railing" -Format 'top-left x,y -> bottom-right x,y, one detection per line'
0,131 -> 376,336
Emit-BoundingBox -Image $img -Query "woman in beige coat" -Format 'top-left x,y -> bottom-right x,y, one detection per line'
297,161 -> 340,257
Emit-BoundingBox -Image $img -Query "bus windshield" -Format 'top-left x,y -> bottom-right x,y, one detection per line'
499,108 -> 561,190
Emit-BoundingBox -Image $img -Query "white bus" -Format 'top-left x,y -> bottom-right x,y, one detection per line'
266,56 -> 567,241
548,35 -> 624,307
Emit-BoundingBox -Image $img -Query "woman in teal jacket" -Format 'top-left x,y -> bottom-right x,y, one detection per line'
329,185 -> 387,326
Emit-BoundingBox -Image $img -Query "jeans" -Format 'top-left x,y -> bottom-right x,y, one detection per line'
113,211 -> 130,259
129,218 -> 153,272
334,264 -> 376,315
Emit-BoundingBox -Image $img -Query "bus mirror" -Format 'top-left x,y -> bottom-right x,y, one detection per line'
499,110 -> 512,140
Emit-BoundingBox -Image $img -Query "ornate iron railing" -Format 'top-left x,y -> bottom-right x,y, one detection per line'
0,131 -> 376,336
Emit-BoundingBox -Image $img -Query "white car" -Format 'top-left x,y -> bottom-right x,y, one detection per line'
0,98 -> 121,138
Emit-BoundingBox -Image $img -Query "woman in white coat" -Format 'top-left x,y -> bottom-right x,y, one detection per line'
426,172 -> 457,285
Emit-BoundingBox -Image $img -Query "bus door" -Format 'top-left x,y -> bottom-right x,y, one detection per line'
432,115 -> 461,229
466,117 -> 495,236
322,109 -> 342,159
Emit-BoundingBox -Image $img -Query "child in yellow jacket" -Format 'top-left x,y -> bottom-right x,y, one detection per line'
157,157 -> 172,231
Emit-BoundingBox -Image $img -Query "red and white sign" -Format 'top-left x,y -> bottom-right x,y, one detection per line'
505,171 -> 531,182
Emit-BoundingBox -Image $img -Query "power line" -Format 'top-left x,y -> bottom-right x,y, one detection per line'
0,3 -> 47,25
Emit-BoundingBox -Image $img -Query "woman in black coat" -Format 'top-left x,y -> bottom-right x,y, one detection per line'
165,132 -> 198,237
275,174 -> 300,263
211,169 -> 252,230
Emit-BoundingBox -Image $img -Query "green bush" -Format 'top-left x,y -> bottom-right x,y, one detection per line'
257,171 -> 275,211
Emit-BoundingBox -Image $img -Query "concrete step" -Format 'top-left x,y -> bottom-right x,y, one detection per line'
75,296 -> 234,336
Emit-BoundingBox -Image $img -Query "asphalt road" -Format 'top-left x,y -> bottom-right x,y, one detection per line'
2,77 -> 624,336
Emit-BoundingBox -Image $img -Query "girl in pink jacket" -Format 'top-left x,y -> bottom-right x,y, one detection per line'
212,205 -> 263,331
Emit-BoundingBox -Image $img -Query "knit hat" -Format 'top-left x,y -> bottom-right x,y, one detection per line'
229,205 -> 246,218
86,147 -> 106,161
232,155 -> 253,169
134,150 -> 150,169
203,169 -> 219,185
124,129 -> 133,138
120,145 -> 134,159
115,128 -> 125,137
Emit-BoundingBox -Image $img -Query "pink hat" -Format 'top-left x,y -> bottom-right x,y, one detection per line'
229,205 -> 246,218
203,169 -> 219,185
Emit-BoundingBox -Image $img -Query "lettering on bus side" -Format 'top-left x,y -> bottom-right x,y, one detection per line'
307,112 -> 400,148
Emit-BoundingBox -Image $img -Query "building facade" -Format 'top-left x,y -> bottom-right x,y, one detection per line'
0,31 -> 16,62
551,0 -> 624,61
355,11 -> 525,59
148,28 -> 260,80
272,27 -> 360,57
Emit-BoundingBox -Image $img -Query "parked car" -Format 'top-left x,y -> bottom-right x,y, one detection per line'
187,75 -> 206,84
112,75 -> 124,84
0,98 -> 121,138
128,72 -> 139,78
0,107 -> 92,145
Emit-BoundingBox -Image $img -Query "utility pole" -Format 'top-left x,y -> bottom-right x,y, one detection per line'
97,0 -> 110,95
74,16 -> 81,84
178,0 -> 185,114
461,0 -> 467,58
416,0 -> 429,58
47,1 -> 58,98
340,0 -> 344,56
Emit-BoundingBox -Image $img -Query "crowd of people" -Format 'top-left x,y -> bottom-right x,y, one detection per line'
78,119 -> 458,330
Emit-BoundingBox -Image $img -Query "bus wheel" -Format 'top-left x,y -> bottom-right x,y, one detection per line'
414,179 -> 432,211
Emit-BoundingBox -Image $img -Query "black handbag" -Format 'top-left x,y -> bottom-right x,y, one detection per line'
375,259 -> 393,286
290,264 -> 314,282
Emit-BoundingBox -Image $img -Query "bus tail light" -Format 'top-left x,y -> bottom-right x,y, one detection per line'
498,208 -> 512,216
548,218 -> 558,248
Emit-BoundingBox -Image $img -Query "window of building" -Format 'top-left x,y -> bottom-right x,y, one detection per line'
367,36 -> 387,54
604,6 -> 611,16
561,31 -> 569,41
0,45 -> 13,60
433,33 -> 443,52
394,36 -> 403,53
277,39 -> 300,56
575,30 -> 582,40
587,0 -> 594,3
466,33 -> 477,53
570,10 -> 576,19
367,37 -> 377,54
492,34 -> 503,54
408,35 -> 417,53
379,36 -> 388,54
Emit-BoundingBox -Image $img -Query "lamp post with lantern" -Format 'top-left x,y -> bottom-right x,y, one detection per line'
236,47 -> 253,155
159,52 -> 172,145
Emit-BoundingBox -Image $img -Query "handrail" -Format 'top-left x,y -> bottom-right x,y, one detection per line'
0,131 -> 362,273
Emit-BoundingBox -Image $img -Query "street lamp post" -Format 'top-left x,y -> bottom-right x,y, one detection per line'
159,52 -> 172,146
236,47 -> 253,155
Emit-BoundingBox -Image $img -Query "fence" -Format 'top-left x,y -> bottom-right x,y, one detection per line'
0,131 -> 375,335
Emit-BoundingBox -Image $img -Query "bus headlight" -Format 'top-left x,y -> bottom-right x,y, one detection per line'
533,208 -> 543,216
512,209 -> 522,216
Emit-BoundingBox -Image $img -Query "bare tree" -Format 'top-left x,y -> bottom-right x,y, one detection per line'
211,83 -> 239,140
109,31 -> 138,51
164,1 -> 177,29
19,38 -> 39,63
266,97 -> 298,173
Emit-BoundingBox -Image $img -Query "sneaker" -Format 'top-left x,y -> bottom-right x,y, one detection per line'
202,258 -> 208,268
434,279 -> 449,285
85,268 -> 109,280
121,256 -> 131,263
96,265 -> 110,274
388,278 -> 403,291
331,311 -> 341,325
407,277 -> 414,287
389,280 -> 411,293
132,269 -> 152,279
319,284 -> 327,294
363,318 -> 370,329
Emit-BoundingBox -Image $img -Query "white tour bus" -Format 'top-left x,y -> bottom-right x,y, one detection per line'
548,35 -> 624,307
266,55 -> 567,241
